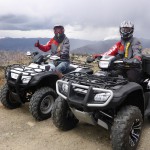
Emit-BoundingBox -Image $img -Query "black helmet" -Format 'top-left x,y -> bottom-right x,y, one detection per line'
120,21 -> 134,40
53,25 -> 65,43
53,25 -> 64,32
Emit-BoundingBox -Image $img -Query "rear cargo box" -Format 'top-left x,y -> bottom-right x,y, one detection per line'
142,55 -> 150,75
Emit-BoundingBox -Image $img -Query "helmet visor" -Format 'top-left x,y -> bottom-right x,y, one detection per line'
54,28 -> 63,34
120,27 -> 132,33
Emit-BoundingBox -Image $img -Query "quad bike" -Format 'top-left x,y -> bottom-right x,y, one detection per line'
52,54 -> 150,150
0,52 -> 93,121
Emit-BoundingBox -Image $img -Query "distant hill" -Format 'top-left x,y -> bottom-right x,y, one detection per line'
72,40 -> 118,54
0,37 -> 150,54
0,37 -> 96,52
72,38 -> 150,54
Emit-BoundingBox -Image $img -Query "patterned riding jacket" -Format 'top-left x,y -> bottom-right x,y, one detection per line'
38,36 -> 70,61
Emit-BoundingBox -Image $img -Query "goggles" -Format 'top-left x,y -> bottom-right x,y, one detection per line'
54,28 -> 64,34
120,27 -> 132,33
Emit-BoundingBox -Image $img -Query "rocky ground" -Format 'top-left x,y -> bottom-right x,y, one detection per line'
0,52 -> 150,150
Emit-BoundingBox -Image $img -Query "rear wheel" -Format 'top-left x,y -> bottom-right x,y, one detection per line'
0,83 -> 22,109
29,87 -> 57,121
144,92 -> 150,120
52,96 -> 79,131
111,105 -> 143,150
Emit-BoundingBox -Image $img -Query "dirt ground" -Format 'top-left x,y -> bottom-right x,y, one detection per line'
0,102 -> 150,150
0,76 -> 150,150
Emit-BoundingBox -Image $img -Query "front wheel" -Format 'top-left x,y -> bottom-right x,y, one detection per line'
0,83 -> 22,109
111,105 -> 143,150
52,96 -> 79,131
29,87 -> 57,121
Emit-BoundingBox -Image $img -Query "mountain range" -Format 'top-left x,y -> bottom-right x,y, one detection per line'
72,38 -> 150,54
0,37 -> 96,52
0,37 -> 150,54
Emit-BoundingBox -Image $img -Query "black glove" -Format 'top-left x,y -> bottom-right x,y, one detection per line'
132,58 -> 141,64
86,56 -> 95,63
123,58 -> 141,64
123,58 -> 131,64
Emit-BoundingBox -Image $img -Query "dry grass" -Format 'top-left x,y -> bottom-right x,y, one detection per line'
0,51 -> 30,66
0,67 -> 5,87
0,78 -> 5,87
71,55 -> 99,72
0,51 -> 31,87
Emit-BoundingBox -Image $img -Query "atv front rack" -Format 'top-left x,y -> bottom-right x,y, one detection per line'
6,64 -> 46,76
62,72 -> 128,89
5,64 -> 49,82
56,72 -> 128,107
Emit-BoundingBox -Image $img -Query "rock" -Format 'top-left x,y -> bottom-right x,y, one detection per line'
26,122 -> 35,127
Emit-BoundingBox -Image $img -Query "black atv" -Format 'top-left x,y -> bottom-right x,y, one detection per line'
0,52 -> 93,121
52,54 -> 150,150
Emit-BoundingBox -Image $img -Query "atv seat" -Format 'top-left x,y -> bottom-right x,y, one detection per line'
64,65 -> 77,74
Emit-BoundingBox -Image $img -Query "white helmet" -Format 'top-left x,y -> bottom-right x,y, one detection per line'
120,21 -> 134,39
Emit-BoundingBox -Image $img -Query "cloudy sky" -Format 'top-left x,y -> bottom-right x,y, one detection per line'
0,0 -> 149,40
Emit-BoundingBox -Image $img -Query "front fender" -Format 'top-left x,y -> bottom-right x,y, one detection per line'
110,82 -> 145,116
29,71 -> 59,86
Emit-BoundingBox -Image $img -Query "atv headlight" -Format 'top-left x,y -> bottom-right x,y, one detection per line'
99,61 -> 109,68
94,93 -> 111,102
62,83 -> 69,93
22,76 -> 31,84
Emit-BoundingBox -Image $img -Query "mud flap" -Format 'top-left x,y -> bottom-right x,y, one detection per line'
10,92 -> 22,104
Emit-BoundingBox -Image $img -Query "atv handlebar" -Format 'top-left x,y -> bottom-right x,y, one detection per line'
114,59 -> 141,69
86,56 -> 102,63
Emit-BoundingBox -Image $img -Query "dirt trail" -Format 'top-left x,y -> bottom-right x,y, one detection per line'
0,103 -> 150,150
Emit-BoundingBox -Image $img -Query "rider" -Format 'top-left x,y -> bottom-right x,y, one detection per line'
93,21 -> 142,83
34,25 -> 70,78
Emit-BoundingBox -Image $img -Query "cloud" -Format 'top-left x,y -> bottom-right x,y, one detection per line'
0,0 -> 150,40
